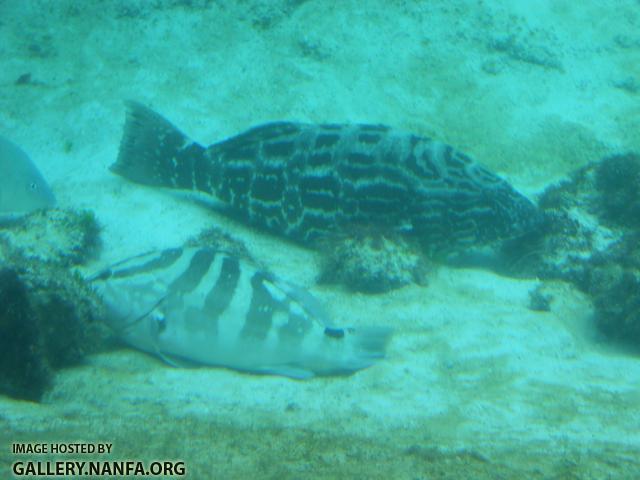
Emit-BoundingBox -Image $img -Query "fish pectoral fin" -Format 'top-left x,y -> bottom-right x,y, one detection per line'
252,365 -> 316,380
278,278 -> 332,328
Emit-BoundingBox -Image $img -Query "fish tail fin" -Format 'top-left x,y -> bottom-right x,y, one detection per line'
111,101 -> 206,189
352,326 -> 393,361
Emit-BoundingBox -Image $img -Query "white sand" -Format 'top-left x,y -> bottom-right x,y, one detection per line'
1,0 -> 639,476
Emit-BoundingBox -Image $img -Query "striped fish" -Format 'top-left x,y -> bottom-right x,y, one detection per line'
91,246 -> 391,379
111,103 -> 545,252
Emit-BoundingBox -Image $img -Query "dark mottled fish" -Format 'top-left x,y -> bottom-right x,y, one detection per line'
111,102 -> 543,251
0,135 -> 55,219
91,246 -> 391,379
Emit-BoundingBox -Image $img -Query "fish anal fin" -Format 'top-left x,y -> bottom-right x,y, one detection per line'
251,365 -> 316,380
155,350 -> 203,369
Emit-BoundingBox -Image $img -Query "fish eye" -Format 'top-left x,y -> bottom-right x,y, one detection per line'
324,327 -> 345,339
29,181 -> 39,191
154,314 -> 167,332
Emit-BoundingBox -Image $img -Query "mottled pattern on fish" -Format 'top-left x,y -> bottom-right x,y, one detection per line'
92,246 -> 391,378
112,102 -> 543,250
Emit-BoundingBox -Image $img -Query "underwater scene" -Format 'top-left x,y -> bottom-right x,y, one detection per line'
1,0 -> 639,478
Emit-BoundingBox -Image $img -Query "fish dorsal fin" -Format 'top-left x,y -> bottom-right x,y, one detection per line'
88,248 -> 183,282
276,276 -> 333,328
251,364 -> 315,380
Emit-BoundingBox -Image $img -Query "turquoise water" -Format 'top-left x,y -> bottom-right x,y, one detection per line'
1,1 -> 639,478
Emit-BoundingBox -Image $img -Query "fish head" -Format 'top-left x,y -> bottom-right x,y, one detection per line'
0,135 -> 55,215
89,250 -> 180,334
307,325 -> 393,376
476,180 -> 546,245
11,172 -> 56,212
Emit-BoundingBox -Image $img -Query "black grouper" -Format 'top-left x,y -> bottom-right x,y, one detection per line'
112,102 -> 544,252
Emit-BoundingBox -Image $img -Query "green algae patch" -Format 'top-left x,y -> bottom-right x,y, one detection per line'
2,413 -> 639,479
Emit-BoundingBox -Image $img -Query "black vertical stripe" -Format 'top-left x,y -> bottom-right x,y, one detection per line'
241,272 -> 280,340
278,312 -> 311,344
169,248 -> 216,294
203,256 -> 241,320
324,327 -> 344,339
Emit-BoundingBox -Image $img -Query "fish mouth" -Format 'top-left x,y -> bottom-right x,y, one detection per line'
39,189 -> 56,209
27,181 -> 56,212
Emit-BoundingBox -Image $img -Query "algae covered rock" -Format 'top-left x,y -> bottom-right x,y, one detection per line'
0,268 -> 52,401
319,233 -> 430,293
531,153 -> 640,346
0,254 -> 109,401
538,152 -> 640,234
187,226 -> 254,263
0,208 -> 109,401
524,159 -> 623,284
23,259 -> 108,368
583,234 -> 640,347
0,208 -> 101,266
592,270 -> 640,345
594,152 -> 640,229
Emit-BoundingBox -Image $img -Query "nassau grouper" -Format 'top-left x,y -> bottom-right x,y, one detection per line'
111,102 -> 545,253
91,246 -> 392,379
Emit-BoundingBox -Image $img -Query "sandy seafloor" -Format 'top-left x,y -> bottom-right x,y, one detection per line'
1,0 -> 640,478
